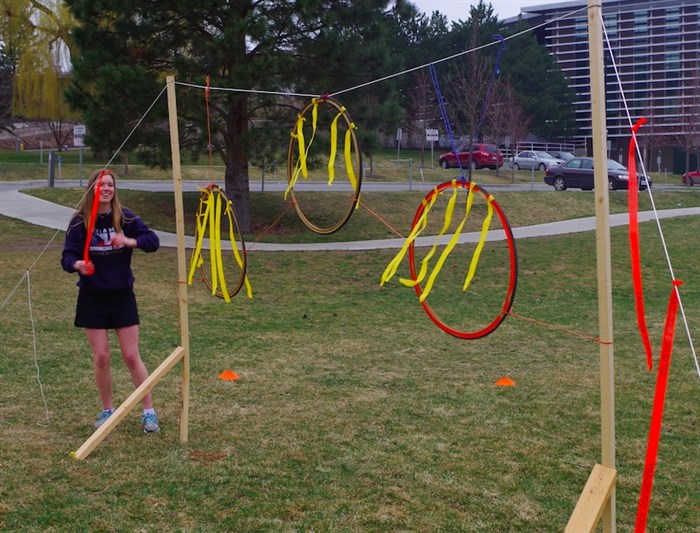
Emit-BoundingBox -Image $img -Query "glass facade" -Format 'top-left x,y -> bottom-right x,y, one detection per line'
517,0 -> 700,154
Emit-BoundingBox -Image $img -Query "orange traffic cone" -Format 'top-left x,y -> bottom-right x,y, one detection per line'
495,377 -> 516,387
219,370 -> 239,381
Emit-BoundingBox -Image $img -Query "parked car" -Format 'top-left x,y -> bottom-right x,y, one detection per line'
512,150 -> 566,171
439,143 -> 504,170
544,157 -> 652,191
547,151 -> 576,161
681,170 -> 700,186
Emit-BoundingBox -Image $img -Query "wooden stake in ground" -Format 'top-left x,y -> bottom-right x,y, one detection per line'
166,75 -> 192,444
566,464 -> 617,533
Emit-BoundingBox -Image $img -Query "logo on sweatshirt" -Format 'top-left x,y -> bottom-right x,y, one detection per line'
90,227 -> 121,254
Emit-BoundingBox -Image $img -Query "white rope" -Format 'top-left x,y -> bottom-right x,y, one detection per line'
69,84 -> 171,215
332,6 -> 589,97
175,81 -> 318,98
0,84 -> 170,313
0,271 -> 27,314
27,271 -> 50,427
602,16 -> 700,380
102,83 -> 169,171
177,5 -> 589,100
0,85 -> 172,429
0,236 -> 61,313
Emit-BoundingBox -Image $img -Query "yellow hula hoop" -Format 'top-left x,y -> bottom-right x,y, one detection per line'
286,96 -> 363,235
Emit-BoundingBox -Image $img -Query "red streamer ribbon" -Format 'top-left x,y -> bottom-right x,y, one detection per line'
634,279 -> 683,533
82,170 -> 107,276
628,117 -> 653,370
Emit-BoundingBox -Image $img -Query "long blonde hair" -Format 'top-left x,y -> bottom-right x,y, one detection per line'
74,169 -> 126,233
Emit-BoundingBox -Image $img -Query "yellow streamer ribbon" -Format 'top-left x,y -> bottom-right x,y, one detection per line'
380,188 -> 439,286
344,122 -> 358,194
285,122 -> 305,199
462,195 -> 494,292
418,182 -> 476,302
213,192 -> 231,302
285,100 -> 320,199
400,180 -> 459,288
327,106 -> 346,185
187,186 -> 253,301
207,192 -> 219,295
188,188 -> 212,285
296,114 -> 308,178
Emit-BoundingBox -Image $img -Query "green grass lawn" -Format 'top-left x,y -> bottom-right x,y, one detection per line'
1,188 -> 699,531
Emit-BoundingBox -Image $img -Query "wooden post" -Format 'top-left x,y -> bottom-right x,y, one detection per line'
72,347 -> 185,460
587,2 -> 616,531
166,75 -> 191,444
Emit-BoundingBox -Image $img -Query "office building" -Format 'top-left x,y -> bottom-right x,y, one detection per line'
512,0 -> 700,172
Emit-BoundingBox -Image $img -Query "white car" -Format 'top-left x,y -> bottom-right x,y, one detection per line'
512,151 -> 566,171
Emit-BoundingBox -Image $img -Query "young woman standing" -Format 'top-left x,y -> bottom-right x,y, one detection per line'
61,169 -> 161,432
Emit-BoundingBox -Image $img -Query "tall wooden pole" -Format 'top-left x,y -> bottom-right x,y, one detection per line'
166,75 -> 191,444
587,2 -> 616,531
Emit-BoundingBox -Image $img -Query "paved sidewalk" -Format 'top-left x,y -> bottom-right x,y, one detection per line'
2,180 -> 699,251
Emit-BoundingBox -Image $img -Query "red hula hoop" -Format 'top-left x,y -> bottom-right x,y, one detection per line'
407,180 -> 518,339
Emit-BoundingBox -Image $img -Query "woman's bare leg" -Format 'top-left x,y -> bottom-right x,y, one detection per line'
115,325 -> 153,409
85,328 -> 113,410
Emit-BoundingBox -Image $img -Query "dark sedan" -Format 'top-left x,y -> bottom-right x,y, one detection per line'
544,157 -> 651,191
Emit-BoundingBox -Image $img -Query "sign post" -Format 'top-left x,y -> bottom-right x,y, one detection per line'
396,128 -> 402,160
74,125 -> 86,186
426,128 -> 439,168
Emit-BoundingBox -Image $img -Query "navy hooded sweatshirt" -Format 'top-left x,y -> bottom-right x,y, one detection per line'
61,208 -> 159,292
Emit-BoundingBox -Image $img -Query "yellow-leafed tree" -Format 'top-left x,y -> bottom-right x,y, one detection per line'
3,0 -> 80,148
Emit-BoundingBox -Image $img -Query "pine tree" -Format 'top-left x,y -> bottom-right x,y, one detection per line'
64,0 -> 411,232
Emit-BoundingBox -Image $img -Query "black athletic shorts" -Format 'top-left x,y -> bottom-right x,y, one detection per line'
74,289 -> 140,329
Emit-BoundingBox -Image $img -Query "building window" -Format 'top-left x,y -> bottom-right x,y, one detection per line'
666,33 -> 680,45
604,14 -> 618,37
665,52 -> 680,70
665,8 -> 680,31
665,97 -> 679,114
634,63 -> 648,81
633,10 -> 648,34
632,37 -> 648,56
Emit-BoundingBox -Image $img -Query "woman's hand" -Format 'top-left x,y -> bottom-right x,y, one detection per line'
110,233 -> 137,249
73,260 -> 94,275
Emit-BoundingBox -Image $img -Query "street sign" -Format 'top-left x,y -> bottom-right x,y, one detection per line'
426,128 -> 439,142
73,125 -> 86,147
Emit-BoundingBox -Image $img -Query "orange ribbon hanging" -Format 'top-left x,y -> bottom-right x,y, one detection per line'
628,117 -> 653,370
634,280 -> 683,533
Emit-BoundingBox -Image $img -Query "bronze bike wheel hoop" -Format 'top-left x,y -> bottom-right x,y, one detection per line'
287,96 -> 363,235
195,186 -> 248,299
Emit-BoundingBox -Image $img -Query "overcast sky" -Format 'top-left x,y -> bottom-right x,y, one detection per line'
411,0 -> 535,22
